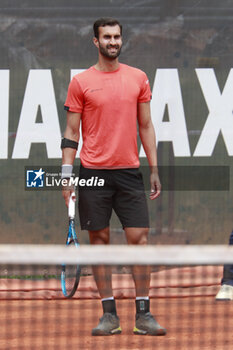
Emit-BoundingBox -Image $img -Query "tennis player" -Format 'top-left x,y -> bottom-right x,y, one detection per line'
61,17 -> 166,336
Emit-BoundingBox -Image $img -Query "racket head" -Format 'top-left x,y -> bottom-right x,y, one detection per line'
61,198 -> 81,298
61,259 -> 81,298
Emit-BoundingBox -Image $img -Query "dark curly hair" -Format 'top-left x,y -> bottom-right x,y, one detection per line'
93,17 -> 122,39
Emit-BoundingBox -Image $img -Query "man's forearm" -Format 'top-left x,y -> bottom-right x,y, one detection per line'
62,114 -> 80,166
139,123 -> 158,172
62,147 -> 77,166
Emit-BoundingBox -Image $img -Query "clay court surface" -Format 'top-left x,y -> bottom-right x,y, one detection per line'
0,298 -> 232,350
0,266 -> 232,349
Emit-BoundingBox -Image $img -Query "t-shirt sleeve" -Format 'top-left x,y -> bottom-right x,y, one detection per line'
64,77 -> 84,113
138,72 -> 152,103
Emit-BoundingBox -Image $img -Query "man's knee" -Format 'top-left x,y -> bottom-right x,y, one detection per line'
125,227 -> 149,245
89,227 -> 110,245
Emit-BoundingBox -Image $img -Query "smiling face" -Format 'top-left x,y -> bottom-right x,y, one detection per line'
94,24 -> 122,60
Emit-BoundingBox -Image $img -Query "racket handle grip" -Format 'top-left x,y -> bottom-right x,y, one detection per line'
68,192 -> 76,218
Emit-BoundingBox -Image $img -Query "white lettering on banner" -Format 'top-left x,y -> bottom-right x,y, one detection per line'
1,68 -> 233,159
0,70 -> 9,159
140,69 -> 191,157
194,68 -> 233,156
70,70 -> 85,158
12,70 -> 61,158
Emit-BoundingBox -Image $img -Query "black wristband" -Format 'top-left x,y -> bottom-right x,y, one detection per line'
61,138 -> 78,150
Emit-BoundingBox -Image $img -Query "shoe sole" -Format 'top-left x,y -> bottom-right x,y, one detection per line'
133,326 -> 166,336
92,327 -> 122,336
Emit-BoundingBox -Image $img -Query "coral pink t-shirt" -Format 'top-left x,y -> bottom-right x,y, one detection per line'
64,63 -> 151,168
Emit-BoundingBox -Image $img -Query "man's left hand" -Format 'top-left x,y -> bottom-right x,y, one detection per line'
149,172 -> 161,200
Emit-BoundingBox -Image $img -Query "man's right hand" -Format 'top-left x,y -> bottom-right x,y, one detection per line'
62,183 -> 76,207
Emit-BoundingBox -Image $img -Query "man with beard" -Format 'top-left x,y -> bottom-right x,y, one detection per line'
61,17 -> 166,336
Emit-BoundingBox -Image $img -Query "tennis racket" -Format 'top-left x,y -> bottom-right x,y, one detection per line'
61,192 -> 81,298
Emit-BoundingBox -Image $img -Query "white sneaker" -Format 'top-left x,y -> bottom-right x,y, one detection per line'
215,284 -> 233,300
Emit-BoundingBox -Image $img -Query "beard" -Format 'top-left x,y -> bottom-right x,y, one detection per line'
99,43 -> 122,59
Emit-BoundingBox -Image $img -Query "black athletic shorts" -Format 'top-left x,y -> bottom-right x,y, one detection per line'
78,165 -> 149,231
